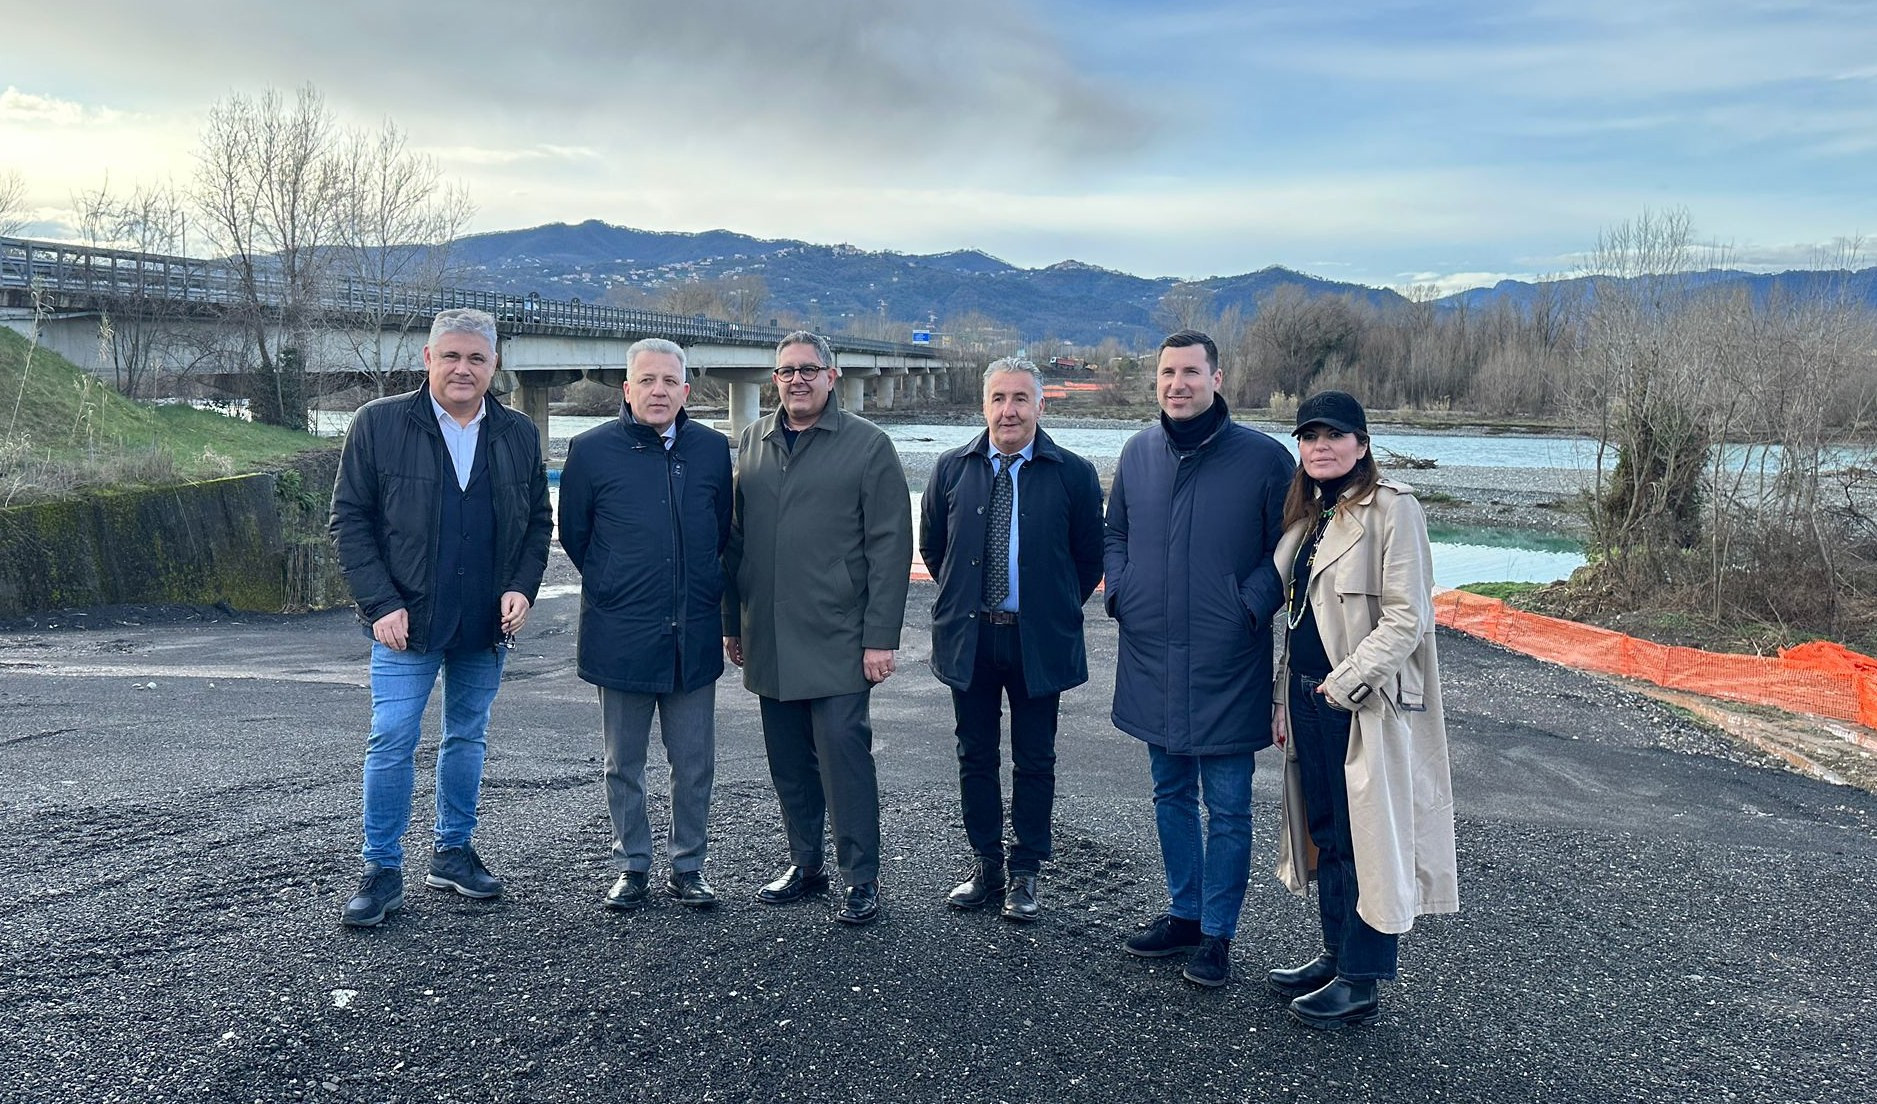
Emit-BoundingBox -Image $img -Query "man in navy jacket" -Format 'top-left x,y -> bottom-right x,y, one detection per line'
559,338 -> 733,911
1104,330 -> 1293,987
920,358 -> 1104,922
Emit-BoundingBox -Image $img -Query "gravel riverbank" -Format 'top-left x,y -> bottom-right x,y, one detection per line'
2,557 -> 1872,1103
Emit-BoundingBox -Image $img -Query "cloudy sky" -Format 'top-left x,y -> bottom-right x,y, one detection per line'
5,0 -> 1873,291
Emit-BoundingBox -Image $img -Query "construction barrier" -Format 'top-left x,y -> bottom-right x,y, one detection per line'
1433,589 -> 1877,729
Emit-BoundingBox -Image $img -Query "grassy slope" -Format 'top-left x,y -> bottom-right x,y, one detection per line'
0,326 -> 331,480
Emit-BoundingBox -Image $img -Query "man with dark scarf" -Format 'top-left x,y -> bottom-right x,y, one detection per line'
1103,330 -> 1295,988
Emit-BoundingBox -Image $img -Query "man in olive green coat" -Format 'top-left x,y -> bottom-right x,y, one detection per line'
723,331 -> 912,926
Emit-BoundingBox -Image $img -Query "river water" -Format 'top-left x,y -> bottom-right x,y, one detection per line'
317,410 -> 1590,586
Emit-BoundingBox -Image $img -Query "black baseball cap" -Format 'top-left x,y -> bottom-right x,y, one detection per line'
1292,390 -> 1367,436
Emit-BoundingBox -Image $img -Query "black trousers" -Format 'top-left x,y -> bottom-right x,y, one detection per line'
950,621 -> 1059,873
1290,672 -> 1399,981
758,690 -> 881,885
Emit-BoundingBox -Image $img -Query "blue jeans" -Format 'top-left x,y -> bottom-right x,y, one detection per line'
1290,672 -> 1399,981
1147,744 -> 1255,940
361,642 -> 507,867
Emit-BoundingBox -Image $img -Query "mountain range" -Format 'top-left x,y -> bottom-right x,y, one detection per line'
447,220 -> 1877,347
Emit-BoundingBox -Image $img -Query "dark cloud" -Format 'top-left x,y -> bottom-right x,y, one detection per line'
21,0 -> 1154,172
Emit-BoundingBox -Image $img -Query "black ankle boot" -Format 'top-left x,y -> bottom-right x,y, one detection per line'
1266,954 -> 1338,999
1288,977 -> 1379,1030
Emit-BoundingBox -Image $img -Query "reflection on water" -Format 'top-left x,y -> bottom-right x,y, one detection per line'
1424,525 -> 1586,587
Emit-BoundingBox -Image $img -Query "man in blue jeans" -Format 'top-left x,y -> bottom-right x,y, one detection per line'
329,308 -> 553,928
1103,330 -> 1293,986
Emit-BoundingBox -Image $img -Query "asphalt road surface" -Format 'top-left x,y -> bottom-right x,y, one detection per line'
3,566 -> 1873,1103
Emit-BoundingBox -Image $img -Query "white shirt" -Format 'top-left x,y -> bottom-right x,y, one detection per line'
430,394 -> 486,490
986,437 -> 1034,612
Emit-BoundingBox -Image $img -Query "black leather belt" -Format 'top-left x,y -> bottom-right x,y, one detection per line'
982,610 -> 1019,625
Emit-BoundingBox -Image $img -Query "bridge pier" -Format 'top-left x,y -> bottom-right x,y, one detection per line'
729,381 -> 762,437
499,370 -> 583,459
876,376 -> 896,411
512,377 -> 553,459
840,375 -> 867,413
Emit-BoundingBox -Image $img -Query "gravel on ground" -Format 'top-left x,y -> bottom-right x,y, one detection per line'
2,548 -> 1872,1103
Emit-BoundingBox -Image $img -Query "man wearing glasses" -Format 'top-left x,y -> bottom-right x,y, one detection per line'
723,331 -> 912,926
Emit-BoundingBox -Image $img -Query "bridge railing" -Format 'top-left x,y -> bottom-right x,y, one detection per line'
0,236 -> 941,359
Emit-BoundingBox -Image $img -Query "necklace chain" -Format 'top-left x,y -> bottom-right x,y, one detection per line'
1285,504 -> 1338,631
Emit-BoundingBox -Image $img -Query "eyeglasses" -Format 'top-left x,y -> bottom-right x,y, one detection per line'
773,364 -> 827,381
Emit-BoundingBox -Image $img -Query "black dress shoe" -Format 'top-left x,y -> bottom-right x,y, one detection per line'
1288,977 -> 1380,1030
1267,954 -> 1338,999
1000,873 -> 1039,922
604,871 -> 651,911
756,864 -> 830,905
664,869 -> 717,908
835,881 -> 881,926
946,860 -> 1006,910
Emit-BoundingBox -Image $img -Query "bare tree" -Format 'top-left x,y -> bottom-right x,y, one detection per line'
660,278 -> 721,317
941,310 -> 1021,358
69,177 -> 210,396
718,274 -> 770,326
0,169 -> 27,236
1572,209 -> 1718,588
332,119 -> 476,397
1154,280 -> 1215,333
193,85 -> 343,428
1244,285 -> 1362,399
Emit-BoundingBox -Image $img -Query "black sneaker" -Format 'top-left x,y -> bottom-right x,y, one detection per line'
341,862 -> 404,928
1124,913 -> 1202,958
1182,935 -> 1232,987
425,842 -> 503,899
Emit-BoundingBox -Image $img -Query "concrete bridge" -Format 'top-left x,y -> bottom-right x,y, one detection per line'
0,235 -> 976,448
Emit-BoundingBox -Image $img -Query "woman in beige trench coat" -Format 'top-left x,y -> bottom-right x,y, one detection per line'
1268,390 -> 1459,1030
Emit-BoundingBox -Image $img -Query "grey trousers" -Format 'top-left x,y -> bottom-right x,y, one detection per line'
600,683 -> 716,874
758,690 -> 880,885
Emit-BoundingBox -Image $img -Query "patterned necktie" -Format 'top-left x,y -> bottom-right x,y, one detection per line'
983,453 -> 1019,609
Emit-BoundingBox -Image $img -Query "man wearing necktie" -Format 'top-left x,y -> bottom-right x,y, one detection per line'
920,358 -> 1104,921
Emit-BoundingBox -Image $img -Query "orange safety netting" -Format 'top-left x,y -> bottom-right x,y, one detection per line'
1433,589 -> 1877,729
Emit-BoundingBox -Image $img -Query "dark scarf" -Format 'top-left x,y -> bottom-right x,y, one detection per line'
1161,394 -> 1229,451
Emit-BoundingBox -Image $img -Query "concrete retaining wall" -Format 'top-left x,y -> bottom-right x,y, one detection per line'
0,473 -> 299,617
